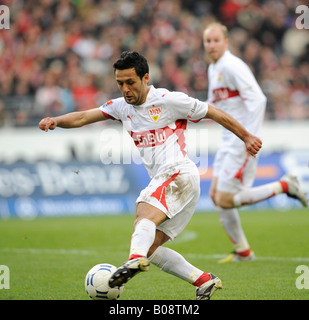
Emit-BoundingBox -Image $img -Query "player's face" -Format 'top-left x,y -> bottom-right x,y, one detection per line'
203,27 -> 229,63
115,68 -> 150,105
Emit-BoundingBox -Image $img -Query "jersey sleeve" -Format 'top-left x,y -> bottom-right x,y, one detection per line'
225,61 -> 261,96
225,62 -> 267,135
99,99 -> 122,121
164,91 -> 208,122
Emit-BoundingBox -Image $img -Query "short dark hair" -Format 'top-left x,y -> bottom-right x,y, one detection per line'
113,51 -> 149,79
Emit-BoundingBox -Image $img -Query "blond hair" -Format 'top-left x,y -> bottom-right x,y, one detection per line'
203,22 -> 229,39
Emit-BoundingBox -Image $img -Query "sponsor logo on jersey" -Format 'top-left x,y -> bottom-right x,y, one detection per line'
131,129 -> 168,147
102,100 -> 113,108
129,120 -> 187,153
148,105 -> 162,122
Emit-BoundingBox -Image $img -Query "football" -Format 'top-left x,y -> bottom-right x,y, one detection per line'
85,263 -> 124,300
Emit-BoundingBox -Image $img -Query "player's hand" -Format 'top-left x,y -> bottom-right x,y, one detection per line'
245,134 -> 262,157
39,117 -> 57,132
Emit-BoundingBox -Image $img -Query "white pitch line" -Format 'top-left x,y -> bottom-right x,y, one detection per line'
1,248 -> 96,256
186,253 -> 309,263
3,247 -> 309,263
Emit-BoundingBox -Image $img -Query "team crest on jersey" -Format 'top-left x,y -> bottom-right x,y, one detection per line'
148,105 -> 162,122
218,71 -> 223,82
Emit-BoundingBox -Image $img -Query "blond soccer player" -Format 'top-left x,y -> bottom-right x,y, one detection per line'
203,22 -> 307,263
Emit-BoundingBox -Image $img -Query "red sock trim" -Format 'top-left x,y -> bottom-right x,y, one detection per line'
129,254 -> 144,260
236,248 -> 251,257
279,180 -> 289,193
193,272 -> 211,287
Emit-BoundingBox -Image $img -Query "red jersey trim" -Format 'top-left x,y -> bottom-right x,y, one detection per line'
151,170 -> 181,212
101,110 -> 117,121
234,154 -> 249,184
212,88 -> 240,103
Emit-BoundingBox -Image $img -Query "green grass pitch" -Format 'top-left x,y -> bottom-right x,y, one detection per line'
0,208 -> 308,300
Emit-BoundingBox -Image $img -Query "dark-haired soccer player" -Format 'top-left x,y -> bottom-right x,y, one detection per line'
39,51 -> 263,300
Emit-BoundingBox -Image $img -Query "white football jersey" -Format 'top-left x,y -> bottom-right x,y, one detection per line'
99,85 -> 208,178
207,50 -> 266,153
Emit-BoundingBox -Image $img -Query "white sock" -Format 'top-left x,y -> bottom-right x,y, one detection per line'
233,182 -> 283,207
129,218 -> 156,258
148,246 -> 204,284
216,206 -> 250,253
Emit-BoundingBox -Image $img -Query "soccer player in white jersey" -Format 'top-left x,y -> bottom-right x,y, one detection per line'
39,51 -> 263,299
203,22 -> 307,263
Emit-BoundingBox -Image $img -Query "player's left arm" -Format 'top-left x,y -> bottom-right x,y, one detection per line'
205,104 -> 262,157
227,63 -> 266,135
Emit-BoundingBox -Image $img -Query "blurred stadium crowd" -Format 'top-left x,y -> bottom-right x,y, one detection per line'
0,0 -> 308,127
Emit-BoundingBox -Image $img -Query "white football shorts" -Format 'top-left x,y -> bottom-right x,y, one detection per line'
136,160 -> 200,240
213,148 -> 258,193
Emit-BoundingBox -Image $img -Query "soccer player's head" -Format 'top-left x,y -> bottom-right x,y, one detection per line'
113,51 -> 150,105
203,22 -> 229,63
114,51 -> 149,80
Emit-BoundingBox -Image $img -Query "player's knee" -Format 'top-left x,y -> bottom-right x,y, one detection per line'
215,193 -> 234,209
209,190 -> 217,205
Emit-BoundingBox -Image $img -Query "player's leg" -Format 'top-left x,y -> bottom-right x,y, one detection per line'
212,152 -> 255,262
214,154 -> 307,209
210,178 -> 248,255
109,166 -> 190,288
109,198 -> 222,295
211,177 -> 249,256
111,222 -> 222,299
129,202 -> 168,259
148,241 -> 222,300
152,176 -> 222,300
149,230 -> 220,292
215,205 -> 254,262
233,175 -> 307,208
109,202 -> 167,288
213,195 -> 253,262
110,163 -> 222,299
148,206 -> 222,300
213,154 -> 307,263
216,178 -> 307,209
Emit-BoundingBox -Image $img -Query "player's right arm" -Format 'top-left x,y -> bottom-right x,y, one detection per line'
39,108 -> 108,132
